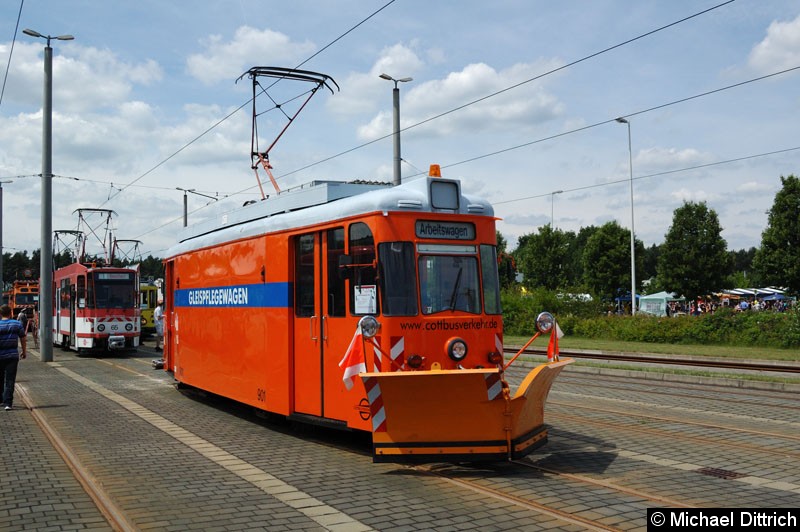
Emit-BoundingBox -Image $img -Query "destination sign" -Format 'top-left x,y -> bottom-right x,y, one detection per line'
415,220 -> 475,240
96,273 -> 134,280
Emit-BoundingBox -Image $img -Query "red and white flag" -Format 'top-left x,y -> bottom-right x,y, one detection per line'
547,321 -> 565,361
339,323 -> 367,390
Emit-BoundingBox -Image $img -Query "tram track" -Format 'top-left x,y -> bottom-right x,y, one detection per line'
505,347 -> 800,374
13,354 -> 691,531
557,372 -> 800,410
549,410 -> 800,460
13,349 -> 799,531
16,384 -> 135,532
549,400 -> 800,442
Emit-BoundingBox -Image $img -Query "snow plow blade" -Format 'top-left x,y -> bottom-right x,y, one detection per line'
360,359 -> 573,463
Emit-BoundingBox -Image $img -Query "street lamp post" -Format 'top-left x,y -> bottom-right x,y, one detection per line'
550,190 -> 563,228
379,73 -> 412,186
24,28 -> 74,362
616,117 -> 636,315
176,187 -> 218,227
0,180 -> 12,292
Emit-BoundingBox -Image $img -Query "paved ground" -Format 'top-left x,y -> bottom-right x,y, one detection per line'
2,338 -> 798,531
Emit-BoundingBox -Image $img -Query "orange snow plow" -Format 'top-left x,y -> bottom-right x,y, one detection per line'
361,359 -> 572,463
359,311 -> 573,463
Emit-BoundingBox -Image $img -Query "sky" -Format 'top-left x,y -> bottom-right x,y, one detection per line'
1,0 -> 799,261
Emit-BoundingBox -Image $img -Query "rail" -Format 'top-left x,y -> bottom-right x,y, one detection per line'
504,347 -> 800,374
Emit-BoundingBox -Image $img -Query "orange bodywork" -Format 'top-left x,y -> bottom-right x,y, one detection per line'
162,177 -> 571,463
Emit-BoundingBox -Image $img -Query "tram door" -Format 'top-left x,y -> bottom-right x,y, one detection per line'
292,228 -> 347,417
69,283 -> 77,348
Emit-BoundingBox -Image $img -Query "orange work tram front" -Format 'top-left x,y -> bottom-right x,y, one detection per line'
162,174 -> 571,463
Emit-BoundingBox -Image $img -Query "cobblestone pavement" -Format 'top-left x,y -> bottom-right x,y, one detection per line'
2,342 -> 798,531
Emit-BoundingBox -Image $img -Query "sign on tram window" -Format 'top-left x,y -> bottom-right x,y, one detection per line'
97,273 -> 133,281
354,285 -> 377,314
415,220 -> 475,240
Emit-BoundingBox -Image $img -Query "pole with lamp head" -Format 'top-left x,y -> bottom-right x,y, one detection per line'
176,187 -> 218,227
23,28 -> 74,361
379,73 -> 413,186
615,117 -> 636,315
0,180 -> 11,292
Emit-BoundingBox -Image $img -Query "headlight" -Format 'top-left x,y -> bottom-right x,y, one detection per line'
536,312 -> 555,334
141,317 -> 147,325
97,324 -> 106,332
125,323 -> 133,331
487,351 -> 503,365
407,354 -> 424,369
446,337 -> 468,361
359,315 -> 380,339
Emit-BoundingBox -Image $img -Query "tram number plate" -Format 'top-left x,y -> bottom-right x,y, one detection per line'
256,388 -> 266,402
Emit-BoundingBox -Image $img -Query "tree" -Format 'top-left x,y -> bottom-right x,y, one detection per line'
496,231 -> 516,289
561,226 -> 596,289
753,175 -> 800,293
728,247 -> 759,287
642,243 -> 661,282
513,225 -> 571,290
582,221 -> 643,301
657,201 -> 732,301
139,255 -> 165,281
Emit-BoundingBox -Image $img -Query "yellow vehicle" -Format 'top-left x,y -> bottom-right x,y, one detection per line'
139,283 -> 159,336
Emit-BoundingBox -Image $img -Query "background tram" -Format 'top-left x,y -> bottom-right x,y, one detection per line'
53,262 -> 140,353
162,173 -> 570,462
139,282 -> 159,336
6,279 -> 39,317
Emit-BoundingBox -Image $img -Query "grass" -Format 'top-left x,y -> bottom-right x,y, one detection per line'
504,335 -> 800,362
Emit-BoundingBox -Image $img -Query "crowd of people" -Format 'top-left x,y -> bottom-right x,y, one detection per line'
666,296 -> 794,316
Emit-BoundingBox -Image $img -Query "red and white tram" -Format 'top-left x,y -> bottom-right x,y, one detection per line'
53,262 -> 140,353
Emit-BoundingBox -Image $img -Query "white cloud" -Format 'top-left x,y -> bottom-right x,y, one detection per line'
327,43 -> 425,118
634,147 -> 715,174
186,26 -> 316,85
748,14 -> 800,73
357,59 -> 565,140
670,188 -> 715,203
736,181 -> 773,193
4,43 -> 163,114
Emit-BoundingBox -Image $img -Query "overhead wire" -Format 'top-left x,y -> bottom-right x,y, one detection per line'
0,0 -> 25,109
430,64 -> 800,175
492,145 -> 800,206
109,0 -> 732,209
100,0 -> 399,206
162,62 -> 800,228
264,0 -> 738,184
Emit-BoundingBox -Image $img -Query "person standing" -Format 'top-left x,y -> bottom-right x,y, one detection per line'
153,299 -> 165,352
1,304 -> 27,411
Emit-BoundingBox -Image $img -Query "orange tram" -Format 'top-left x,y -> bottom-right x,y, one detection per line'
162,169 -> 572,463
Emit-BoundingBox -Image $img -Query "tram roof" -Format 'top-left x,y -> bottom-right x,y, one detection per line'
167,176 -> 494,257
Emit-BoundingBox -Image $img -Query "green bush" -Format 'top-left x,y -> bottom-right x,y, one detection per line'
501,288 -> 800,348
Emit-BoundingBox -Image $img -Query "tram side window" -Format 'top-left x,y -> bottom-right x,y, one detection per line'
348,222 -> 378,315
480,244 -> 502,315
77,276 -> 86,309
378,242 -> 418,316
326,228 -> 346,317
294,234 -> 315,318
60,279 -> 70,310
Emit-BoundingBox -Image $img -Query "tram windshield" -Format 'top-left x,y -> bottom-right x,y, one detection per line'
419,253 -> 481,315
15,294 -> 38,306
377,242 -> 502,316
89,272 -> 136,309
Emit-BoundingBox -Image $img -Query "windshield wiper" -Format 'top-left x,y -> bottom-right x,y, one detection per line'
448,268 -> 463,311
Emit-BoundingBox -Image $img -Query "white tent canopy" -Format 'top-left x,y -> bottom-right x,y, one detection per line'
639,291 -> 685,317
